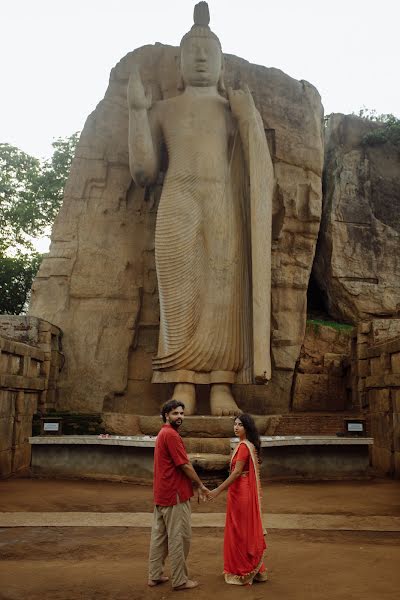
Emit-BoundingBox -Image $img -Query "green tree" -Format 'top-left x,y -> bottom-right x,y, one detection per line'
0,254 -> 42,314
0,132 -> 79,314
355,108 -> 400,147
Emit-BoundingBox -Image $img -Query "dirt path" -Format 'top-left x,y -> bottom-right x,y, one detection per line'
1,478 -> 399,516
0,527 -> 399,600
0,478 -> 399,599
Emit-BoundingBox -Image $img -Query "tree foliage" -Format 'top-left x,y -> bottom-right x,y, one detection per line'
356,108 -> 400,147
0,253 -> 42,314
0,132 -> 79,314
0,132 -> 79,253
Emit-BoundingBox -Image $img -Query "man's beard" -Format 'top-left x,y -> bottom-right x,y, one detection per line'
170,419 -> 182,430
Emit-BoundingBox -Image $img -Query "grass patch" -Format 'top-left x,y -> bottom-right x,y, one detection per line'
306,318 -> 354,333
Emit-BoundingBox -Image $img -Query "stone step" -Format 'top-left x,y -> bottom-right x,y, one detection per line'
188,452 -> 230,471
139,415 -> 269,437
183,437 -> 231,454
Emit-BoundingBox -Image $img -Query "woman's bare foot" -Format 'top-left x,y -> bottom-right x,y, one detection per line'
147,575 -> 169,587
172,383 -> 196,415
210,384 -> 240,416
173,579 -> 199,590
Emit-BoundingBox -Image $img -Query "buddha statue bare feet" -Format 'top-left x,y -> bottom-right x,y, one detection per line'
172,383 -> 196,415
210,384 -> 240,416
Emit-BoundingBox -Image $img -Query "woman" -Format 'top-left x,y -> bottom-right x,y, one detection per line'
208,413 -> 267,585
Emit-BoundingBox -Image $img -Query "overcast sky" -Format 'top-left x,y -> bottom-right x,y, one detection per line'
1,0 -> 399,160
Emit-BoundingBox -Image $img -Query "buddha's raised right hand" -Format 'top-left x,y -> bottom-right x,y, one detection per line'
127,64 -> 152,111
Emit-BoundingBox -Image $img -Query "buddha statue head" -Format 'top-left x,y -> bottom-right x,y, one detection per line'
179,2 -> 225,92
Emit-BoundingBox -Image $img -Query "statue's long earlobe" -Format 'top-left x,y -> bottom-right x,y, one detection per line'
176,54 -> 185,91
218,61 -> 226,96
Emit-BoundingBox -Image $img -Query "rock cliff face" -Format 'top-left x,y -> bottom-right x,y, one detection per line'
29,45 -> 323,414
314,114 -> 400,323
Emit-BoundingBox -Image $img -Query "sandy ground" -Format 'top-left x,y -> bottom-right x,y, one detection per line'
1,478 -> 399,516
0,478 -> 399,600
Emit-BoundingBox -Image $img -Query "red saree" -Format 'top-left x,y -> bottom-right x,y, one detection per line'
224,440 -> 267,585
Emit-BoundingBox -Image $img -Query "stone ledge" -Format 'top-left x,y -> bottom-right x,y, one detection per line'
29,434 -> 374,448
0,337 -> 45,361
0,374 -> 45,391
365,374 -> 400,389
360,337 -> 400,360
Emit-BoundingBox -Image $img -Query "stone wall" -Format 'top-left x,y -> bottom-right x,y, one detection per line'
29,44 -> 324,415
0,317 -> 62,478
352,319 -> 400,477
292,321 -> 353,411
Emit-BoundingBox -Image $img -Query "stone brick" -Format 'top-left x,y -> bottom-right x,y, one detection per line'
102,413 -> 141,435
368,388 -> 391,413
0,351 -> 8,373
11,443 -> 31,473
392,389 -> 400,414
370,414 -> 394,449
391,352 -> 400,374
0,390 -> 15,417
292,373 -> 346,411
371,446 -> 394,476
0,449 -> 12,478
15,392 -> 38,416
393,412 -> 400,452
359,322 -> 371,334
13,416 -> 33,446
394,452 -> 400,479
366,374 -> 400,389
370,356 -> 381,376
357,359 -> 370,378
0,417 -> 14,451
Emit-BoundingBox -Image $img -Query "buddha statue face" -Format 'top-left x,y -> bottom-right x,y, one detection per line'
180,36 -> 222,88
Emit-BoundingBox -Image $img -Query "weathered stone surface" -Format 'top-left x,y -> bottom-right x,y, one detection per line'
11,443 -> 31,473
292,374 -> 347,411
370,413 -> 394,449
101,413 -> 141,435
391,352 -> 400,374
368,389 -> 391,413
293,322 -> 352,410
371,446 -> 394,476
139,415 -> 268,437
0,417 -> 13,452
29,43 -> 323,414
314,114 -> 400,322
0,450 -> 12,478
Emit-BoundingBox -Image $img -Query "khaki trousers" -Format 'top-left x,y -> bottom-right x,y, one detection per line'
148,500 -> 191,588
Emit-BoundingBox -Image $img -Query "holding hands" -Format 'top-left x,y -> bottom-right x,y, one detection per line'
197,484 -> 221,502
207,488 -> 221,501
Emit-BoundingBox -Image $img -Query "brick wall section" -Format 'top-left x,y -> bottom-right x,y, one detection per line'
0,316 -> 62,412
292,323 -> 353,411
0,317 -> 63,478
352,319 -> 400,477
269,413 -> 369,436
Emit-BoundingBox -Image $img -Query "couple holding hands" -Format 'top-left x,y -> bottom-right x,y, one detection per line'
148,400 -> 267,590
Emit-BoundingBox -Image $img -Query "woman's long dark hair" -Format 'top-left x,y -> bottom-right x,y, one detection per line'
236,413 -> 261,459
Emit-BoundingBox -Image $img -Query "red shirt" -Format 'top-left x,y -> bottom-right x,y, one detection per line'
153,424 -> 193,506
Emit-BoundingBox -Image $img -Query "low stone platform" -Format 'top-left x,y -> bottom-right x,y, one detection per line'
29,434 -> 373,482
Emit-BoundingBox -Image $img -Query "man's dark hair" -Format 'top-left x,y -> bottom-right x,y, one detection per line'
160,399 -> 185,423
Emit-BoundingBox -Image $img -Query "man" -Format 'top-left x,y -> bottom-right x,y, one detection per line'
148,399 -> 209,590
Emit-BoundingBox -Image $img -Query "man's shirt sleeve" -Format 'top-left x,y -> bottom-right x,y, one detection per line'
165,432 -> 190,467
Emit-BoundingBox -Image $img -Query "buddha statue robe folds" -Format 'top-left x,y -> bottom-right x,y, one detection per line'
128,2 -> 274,415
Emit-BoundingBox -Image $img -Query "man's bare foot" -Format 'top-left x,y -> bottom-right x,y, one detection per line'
210,384 -> 241,416
172,383 -> 196,415
147,575 -> 169,587
173,579 -> 199,590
